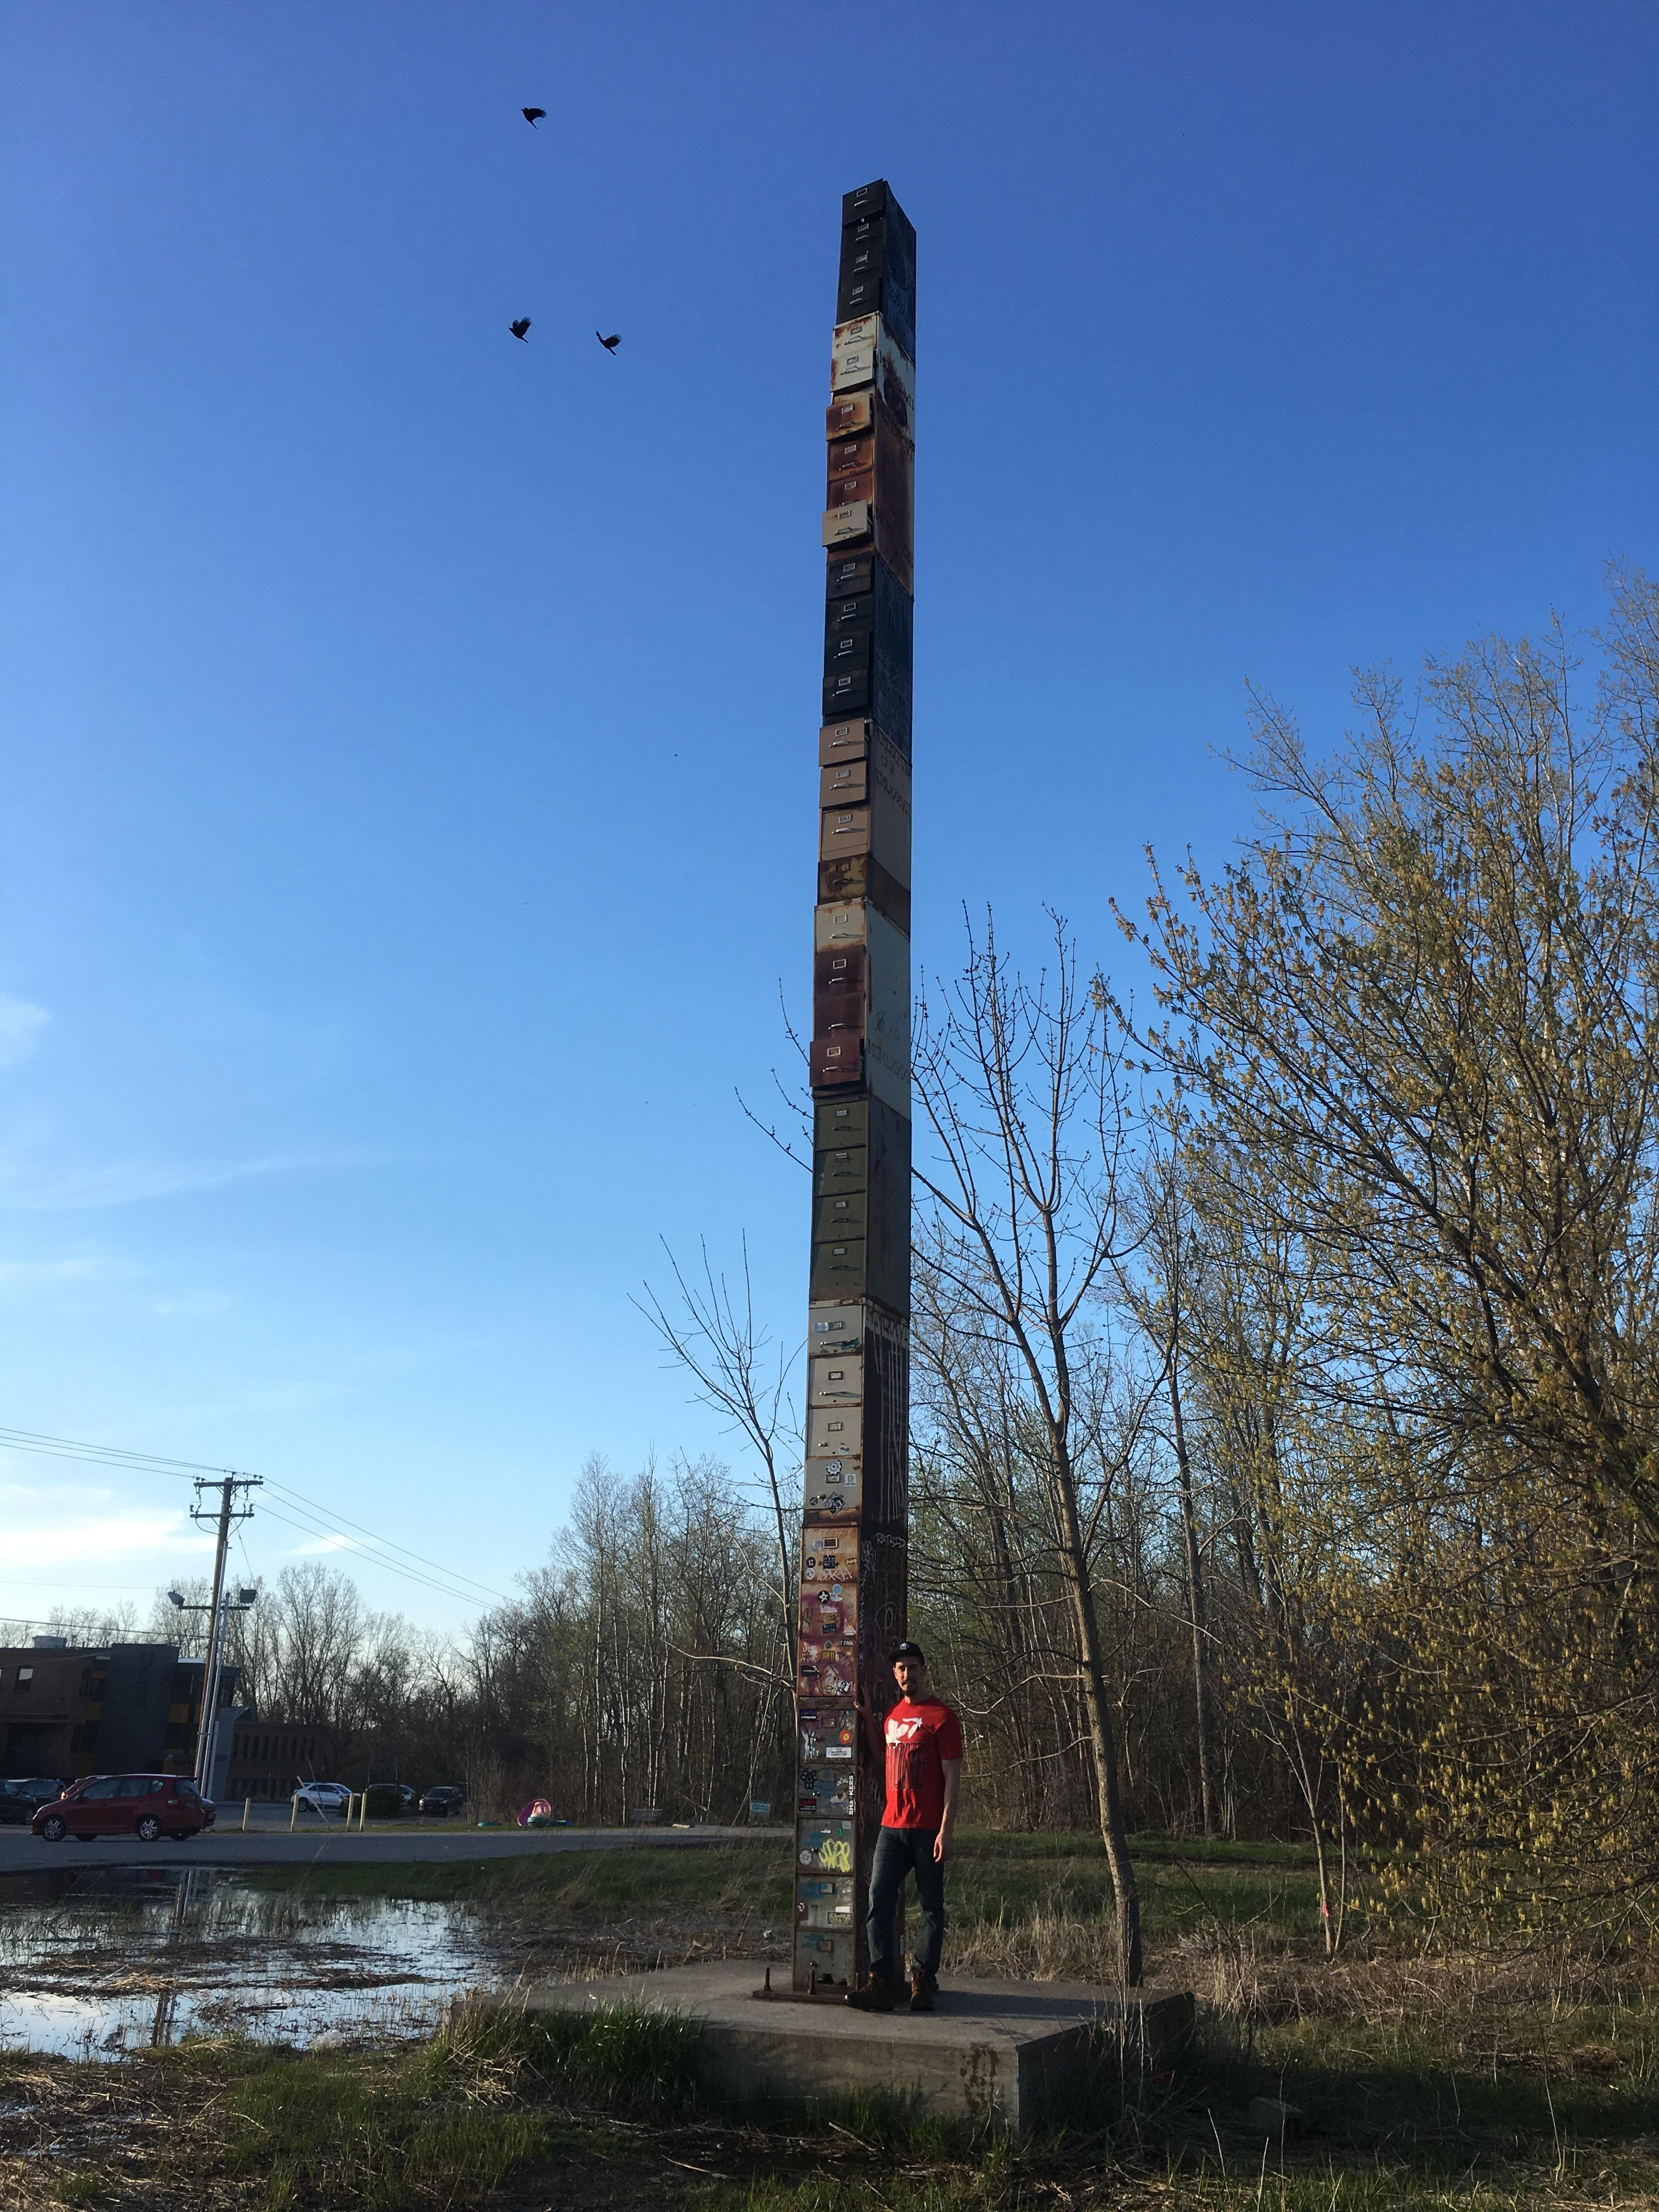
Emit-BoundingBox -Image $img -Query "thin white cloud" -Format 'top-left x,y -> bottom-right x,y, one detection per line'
0,1146 -> 371,1213
0,1257 -> 109,1286
0,998 -> 48,1069
290,1531 -> 361,1557
7,1509 -> 212,1569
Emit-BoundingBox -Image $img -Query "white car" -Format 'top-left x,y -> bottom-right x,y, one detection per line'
292,1781 -> 352,1816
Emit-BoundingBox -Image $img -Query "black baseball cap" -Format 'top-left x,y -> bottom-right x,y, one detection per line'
889,1641 -> 927,1664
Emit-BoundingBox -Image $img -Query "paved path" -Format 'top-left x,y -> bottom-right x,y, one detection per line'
0,1821 -> 784,1876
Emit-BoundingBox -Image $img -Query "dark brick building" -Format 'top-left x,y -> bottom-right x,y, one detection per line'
0,1639 -> 239,1783
223,1718 -> 323,1800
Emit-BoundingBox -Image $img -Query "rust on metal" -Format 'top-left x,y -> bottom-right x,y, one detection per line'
826,391 -> 874,439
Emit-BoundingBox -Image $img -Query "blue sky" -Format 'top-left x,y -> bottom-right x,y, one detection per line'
2,1 -> 1654,1635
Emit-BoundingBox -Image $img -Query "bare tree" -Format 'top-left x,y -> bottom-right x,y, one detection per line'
912,910 -> 1148,1982
636,1237 -> 800,1671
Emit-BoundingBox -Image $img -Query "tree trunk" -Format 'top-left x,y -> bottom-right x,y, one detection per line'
1053,1455 -> 1143,1985
1167,1361 -> 1217,1836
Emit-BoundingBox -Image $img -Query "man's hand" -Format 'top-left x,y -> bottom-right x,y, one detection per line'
933,1824 -> 953,1864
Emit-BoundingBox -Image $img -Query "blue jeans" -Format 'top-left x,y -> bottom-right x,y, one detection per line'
868,1825 -> 945,1980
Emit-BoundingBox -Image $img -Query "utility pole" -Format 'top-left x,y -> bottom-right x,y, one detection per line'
188,1473 -> 261,1791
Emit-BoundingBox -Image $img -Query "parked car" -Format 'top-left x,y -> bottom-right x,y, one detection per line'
33,1773 -> 210,1843
419,1784 -> 467,1818
292,1781 -> 353,1816
0,1778 -> 66,1826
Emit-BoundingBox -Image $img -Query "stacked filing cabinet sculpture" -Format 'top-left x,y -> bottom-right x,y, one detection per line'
793,179 -> 916,1997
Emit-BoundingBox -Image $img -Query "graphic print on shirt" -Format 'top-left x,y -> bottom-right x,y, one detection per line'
882,1697 -> 963,1830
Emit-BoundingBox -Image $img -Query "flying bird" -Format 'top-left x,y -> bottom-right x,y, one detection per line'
522,107 -> 546,126
509,318 -> 531,341
596,331 -> 620,353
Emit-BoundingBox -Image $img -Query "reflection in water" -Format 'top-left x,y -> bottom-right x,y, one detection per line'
0,1865 -> 501,2059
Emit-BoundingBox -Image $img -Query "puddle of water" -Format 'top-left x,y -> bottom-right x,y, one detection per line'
0,1866 -> 504,2060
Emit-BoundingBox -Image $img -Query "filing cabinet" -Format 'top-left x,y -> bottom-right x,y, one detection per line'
804,1456 -> 862,1517
801,1574 -> 857,1627
819,797 -> 909,886
797,1816 -> 856,1872
821,556 -> 912,749
795,1928 -> 855,1987
820,755 -> 867,806
809,1350 -> 864,1404
819,715 -> 871,769
809,1039 -> 861,1091
814,1139 -> 866,1197
808,1299 -> 864,1352
806,1396 -> 860,1452
817,713 -> 906,786
826,430 -> 874,508
810,1233 -> 867,1300
814,901 -> 867,948
798,1765 -> 856,1814
815,1099 -> 868,1152
814,941 -> 866,1005
820,403 -> 914,599
797,1875 -> 855,1929
830,313 -> 877,393
826,391 -> 874,441
814,1189 -> 866,1242
825,555 -> 874,601
817,852 -> 910,935
802,1526 -> 857,1584
798,1643 -> 856,1697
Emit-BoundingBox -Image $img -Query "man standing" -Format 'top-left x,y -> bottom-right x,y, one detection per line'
847,1640 -> 963,2012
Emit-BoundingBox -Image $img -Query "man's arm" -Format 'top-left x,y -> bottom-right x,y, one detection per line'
934,1757 -> 962,1863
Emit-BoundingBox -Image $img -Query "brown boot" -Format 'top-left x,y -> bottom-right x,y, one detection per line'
845,1971 -> 901,2012
909,1969 -> 938,2012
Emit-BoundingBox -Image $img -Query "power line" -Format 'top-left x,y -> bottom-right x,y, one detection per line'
253,1502 -> 510,1610
0,1426 -> 220,1480
0,1421 -> 515,1612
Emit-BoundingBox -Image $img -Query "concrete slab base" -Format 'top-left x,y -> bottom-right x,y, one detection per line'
525,1960 -> 1195,2131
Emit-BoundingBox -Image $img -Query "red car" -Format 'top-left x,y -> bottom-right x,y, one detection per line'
33,1773 -> 213,1843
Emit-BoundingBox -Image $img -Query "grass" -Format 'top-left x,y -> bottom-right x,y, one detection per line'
9,2000 -> 699,2211
10,1835 -> 1659,2209
242,1827 -> 1322,1961
247,1837 -> 795,1919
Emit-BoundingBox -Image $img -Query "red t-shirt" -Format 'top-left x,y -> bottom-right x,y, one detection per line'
882,1696 -> 963,1830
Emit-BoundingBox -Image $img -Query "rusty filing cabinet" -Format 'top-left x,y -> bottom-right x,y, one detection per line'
817,851 -> 909,935
822,396 -> 914,596
810,1037 -> 861,1089
820,795 -> 910,887
826,390 -> 874,441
